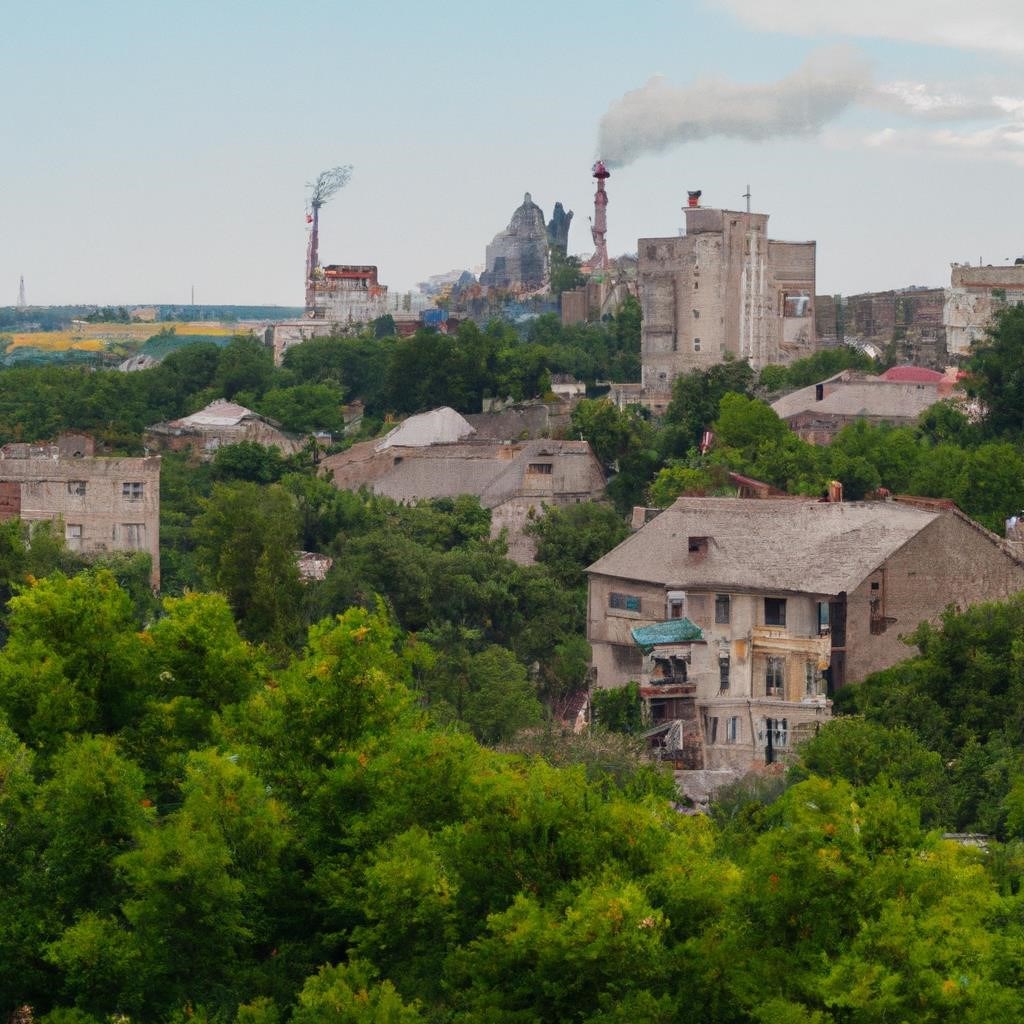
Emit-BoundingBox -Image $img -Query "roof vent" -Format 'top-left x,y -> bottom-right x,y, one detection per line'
688,535 -> 709,555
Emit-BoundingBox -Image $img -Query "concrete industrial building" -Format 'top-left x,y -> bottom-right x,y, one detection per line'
586,496 -> 1024,777
146,399 -> 303,458
0,434 -> 161,588
636,196 -> 816,403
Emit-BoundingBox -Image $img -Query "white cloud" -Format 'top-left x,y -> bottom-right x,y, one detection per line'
712,0 -> 1024,55
857,122 -> 1024,166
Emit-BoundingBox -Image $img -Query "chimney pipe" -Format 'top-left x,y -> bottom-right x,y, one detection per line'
687,190 -> 702,209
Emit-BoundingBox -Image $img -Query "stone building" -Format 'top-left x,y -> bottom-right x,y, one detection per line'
586,496 -> 1024,774
944,263 -> 1024,357
770,368 -> 959,445
146,399 -> 303,458
480,193 -> 551,292
320,407 -> 607,563
0,434 -> 161,588
637,198 -> 816,398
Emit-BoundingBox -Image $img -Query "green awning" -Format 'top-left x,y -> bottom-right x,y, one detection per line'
631,618 -> 704,654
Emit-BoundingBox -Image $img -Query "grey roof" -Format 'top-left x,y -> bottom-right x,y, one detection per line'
170,399 -> 258,428
587,497 -> 942,596
375,407 -> 475,450
772,376 -> 940,422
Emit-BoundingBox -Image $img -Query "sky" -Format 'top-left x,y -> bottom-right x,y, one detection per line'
4,0 -> 1024,306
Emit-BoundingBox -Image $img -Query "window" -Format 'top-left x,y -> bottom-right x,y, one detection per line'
609,592 -> 641,613
765,717 -> 788,760
122,481 -> 145,500
725,716 -> 739,743
667,598 -> 684,619
719,656 -> 730,690
67,480 -> 86,496
693,309 -> 700,318
688,536 -> 708,554
527,462 -> 553,475
65,523 -> 82,550
764,597 -> 787,627
817,601 -> 830,635
706,716 -> 718,744
120,523 -> 146,549
766,656 -> 785,697
805,661 -> 819,697
693,338 -> 701,352
715,594 -> 730,624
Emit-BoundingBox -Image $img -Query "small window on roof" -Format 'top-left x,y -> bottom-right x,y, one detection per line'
688,536 -> 708,554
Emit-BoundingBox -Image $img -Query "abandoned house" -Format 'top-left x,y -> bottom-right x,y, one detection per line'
0,433 -> 161,588
145,399 -> 303,458
770,369 -> 961,445
319,407 -> 607,563
586,496 -> 1024,774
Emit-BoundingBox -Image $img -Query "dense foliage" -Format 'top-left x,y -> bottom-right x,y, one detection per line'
4,573 -> 1024,1023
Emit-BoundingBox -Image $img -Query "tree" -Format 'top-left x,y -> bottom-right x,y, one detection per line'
965,304 -> 1024,437
215,335 -> 274,401
210,441 -> 290,483
591,682 -> 644,734
661,360 -> 754,455
526,502 -> 628,589
192,482 -> 303,649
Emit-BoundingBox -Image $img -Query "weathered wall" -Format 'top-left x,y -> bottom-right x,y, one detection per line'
844,511 -> 1024,683
0,454 -> 161,587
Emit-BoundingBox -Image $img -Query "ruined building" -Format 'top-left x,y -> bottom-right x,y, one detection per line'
586,497 -> 1024,780
546,202 -> 573,256
0,433 -> 161,588
944,263 -> 1024,357
637,194 -> 816,398
480,193 -> 552,292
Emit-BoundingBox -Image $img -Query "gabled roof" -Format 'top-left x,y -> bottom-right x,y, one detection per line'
771,375 -> 942,422
880,365 -> 945,384
631,618 -> 704,653
587,497 -> 943,596
375,407 -> 475,450
170,399 -> 261,428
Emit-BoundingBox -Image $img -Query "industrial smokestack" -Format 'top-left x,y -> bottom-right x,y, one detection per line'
687,190 -> 702,209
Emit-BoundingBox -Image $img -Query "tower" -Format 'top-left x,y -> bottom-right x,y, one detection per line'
16,275 -> 26,311
590,161 -> 610,274
304,166 -> 352,314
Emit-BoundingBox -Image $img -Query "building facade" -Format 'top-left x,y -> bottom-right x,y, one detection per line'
146,399 -> 303,458
586,497 -> 1024,772
0,434 -> 160,587
638,201 -> 816,398
944,263 -> 1024,357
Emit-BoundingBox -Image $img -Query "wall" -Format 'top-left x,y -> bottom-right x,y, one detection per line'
844,511 -> 1024,683
0,454 -> 161,588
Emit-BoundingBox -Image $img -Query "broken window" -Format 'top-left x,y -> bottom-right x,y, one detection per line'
120,523 -> 146,549
609,592 -> 641,613
65,523 -> 82,549
706,715 -> 718,743
122,481 -> 145,500
817,601 -> 830,635
67,480 -> 86,496
715,593 -> 730,623
688,536 -> 708,554
765,717 -> 788,759
726,716 -> 739,743
805,661 -> 818,697
527,463 -> 553,475
764,597 -> 787,627
765,656 -> 785,697
719,656 -> 730,690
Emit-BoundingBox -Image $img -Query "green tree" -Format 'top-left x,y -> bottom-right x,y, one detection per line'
215,335 -> 274,401
526,502 -> 628,589
591,682 -> 644,734
965,304 -> 1024,437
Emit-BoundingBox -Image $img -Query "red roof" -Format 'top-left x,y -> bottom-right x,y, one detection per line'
880,365 -> 945,383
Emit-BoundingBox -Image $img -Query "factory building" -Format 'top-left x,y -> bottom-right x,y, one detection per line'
636,193 -> 816,404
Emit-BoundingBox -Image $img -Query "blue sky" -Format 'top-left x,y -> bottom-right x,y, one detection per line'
4,0 -> 1024,305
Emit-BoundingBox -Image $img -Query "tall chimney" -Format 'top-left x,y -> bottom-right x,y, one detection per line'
591,160 -> 611,273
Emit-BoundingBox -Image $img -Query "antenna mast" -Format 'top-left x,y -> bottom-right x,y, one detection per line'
743,185 -> 751,214
305,165 -> 352,314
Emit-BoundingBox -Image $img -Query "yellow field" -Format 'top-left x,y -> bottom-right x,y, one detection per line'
3,322 -> 240,351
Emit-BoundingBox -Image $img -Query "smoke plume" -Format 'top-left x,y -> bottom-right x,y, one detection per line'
598,47 -> 871,167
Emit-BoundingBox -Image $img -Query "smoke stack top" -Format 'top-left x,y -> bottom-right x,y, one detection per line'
687,190 -> 702,208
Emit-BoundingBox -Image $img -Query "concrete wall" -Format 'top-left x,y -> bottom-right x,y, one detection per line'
844,512 -> 1024,683
0,454 -> 161,588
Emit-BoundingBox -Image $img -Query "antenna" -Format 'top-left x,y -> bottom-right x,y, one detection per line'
305,165 -> 353,313
16,275 -> 26,310
743,185 -> 751,214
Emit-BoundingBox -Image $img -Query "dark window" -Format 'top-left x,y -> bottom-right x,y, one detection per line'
668,598 -> 684,619
688,535 -> 708,554
693,338 -> 701,352
817,601 -> 830,635
715,594 -> 730,623
693,309 -> 700,318
764,598 -> 787,626
527,462 -> 553,475
766,656 -> 785,696
805,661 -> 818,697
707,716 -> 718,743
122,481 -> 144,500
726,716 -> 739,743
610,592 -> 641,613
719,656 -> 730,690
67,480 -> 86,496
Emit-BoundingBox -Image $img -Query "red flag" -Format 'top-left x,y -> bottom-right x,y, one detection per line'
306,213 -> 313,224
